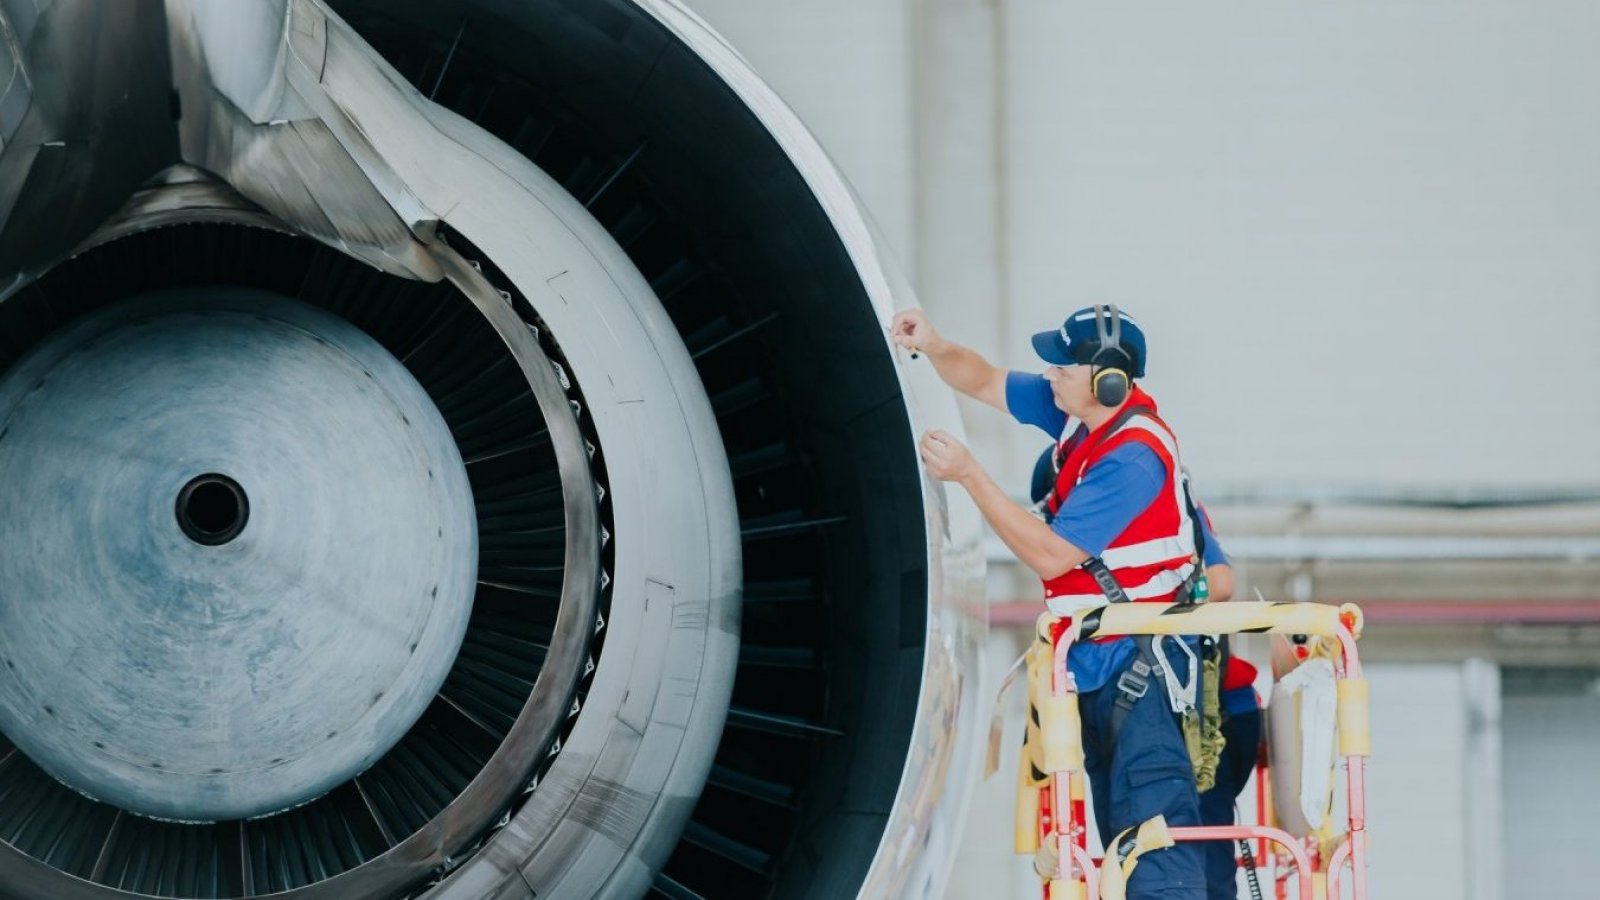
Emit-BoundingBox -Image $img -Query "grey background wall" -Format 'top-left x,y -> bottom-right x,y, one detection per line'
685,2 -> 1600,898
690,0 -> 1600,490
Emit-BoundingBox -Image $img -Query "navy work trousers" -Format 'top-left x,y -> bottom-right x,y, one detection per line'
1080,666 -> 1205,899
1197,707 -> 1263,900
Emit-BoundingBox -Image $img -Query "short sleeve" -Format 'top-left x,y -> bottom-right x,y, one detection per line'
1005,371 -> 1068,437
1049,443 -> 1167,557
1197,505 -> 1229,566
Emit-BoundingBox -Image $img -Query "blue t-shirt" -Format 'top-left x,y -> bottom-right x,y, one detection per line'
1198,508 -> 1228,568
1006,372 -> 1165,555
1222,684 -> 1259,716
1008,371 -> 1215,692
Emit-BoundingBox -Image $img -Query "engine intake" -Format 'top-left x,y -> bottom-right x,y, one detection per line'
0,1 -> 966,898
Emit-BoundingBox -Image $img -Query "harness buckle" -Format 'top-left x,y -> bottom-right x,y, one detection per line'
1116,661 -> 1152,701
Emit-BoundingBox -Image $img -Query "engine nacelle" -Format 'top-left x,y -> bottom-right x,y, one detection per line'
0,1 -> 984,897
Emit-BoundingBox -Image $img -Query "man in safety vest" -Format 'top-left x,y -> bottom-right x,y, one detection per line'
892,303 -> 1205,899
1047,455 -> 1260,899
1050,451 -> 1260,899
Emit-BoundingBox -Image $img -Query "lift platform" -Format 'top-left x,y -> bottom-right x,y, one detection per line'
1010,601 -> 1369,900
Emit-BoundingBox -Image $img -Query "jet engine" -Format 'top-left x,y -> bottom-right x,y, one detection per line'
0,1 -> 985,898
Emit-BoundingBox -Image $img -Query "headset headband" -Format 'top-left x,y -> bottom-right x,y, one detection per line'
1093,303 -> 1122,356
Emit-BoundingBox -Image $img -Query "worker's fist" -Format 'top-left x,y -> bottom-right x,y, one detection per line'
919,429 -> 977,483
890,309 -> 944,356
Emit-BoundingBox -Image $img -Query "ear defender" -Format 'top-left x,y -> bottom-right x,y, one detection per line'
1092,367 -> 1130,407
1089,304 -> 1133,407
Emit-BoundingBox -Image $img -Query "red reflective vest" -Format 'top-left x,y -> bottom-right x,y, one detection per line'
1041,385 -> 1197,614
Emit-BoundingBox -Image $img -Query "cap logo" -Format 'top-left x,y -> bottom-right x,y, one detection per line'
1059,325 -> 1072,347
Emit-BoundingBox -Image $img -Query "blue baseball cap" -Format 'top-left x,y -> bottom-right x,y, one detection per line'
1030,305 -> 1147,377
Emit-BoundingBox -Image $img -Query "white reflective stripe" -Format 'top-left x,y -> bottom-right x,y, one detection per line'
1100,535 -> 1189,569
1045,411 -> 1201,610
1113,416 -> 1178,463
1044,595 -> 1106,618
1122,564 -> 1193,599
1111,415 -> 1197,565
1045,561 -> 1195,608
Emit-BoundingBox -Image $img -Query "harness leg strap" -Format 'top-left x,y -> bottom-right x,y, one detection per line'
1096,815 -> 1176,900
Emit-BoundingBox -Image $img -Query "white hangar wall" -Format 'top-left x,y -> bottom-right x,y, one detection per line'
997,1 -> 1600,492
688,0 -> 1600,493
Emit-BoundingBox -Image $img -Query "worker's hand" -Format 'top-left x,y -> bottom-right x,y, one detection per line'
919,429 -> 978,483
890,309 -> 944,356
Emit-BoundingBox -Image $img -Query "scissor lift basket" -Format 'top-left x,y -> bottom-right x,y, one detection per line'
1013,601 -> 1369,900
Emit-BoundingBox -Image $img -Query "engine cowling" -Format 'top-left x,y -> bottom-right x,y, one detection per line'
0,1 -> 985,898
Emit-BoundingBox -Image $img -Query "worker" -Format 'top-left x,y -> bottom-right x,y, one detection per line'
894,303 -> 1204,899
1036,446 -> 1260,899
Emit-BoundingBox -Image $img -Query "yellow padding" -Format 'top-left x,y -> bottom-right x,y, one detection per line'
1318,832 -> 1347,869
1021,648 -> 1050,775
1017,636 -> 1055,855
1097,816 -> 1174,900
1048,878 -> 1087,900
1029,642 -> 1054,698
1337,678 -> 1372,757
1022,703 -> 1042,774
1338,602 -> 1365,639
1014,743 -> 1040,854
1036,611 -> 1059,641
1040,693 -> 1084,773
1049,877 -> 1088,896
1085,601 -> 1357,639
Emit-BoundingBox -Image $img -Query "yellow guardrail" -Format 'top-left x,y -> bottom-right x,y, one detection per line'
1066,600 -> 1363,642
1013,600 -> 1369,900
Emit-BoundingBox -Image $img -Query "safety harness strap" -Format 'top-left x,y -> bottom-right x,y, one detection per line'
1104,635 -> 1210,787
1105,635 -> 1161,758
1096,815 -> 1176,900
1082,557 -> 1132,605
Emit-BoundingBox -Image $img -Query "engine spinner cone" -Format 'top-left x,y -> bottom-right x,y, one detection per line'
0,289 -> 478,822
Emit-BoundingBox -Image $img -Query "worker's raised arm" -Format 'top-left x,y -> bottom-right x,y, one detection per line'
919,430 -> 1089,578
890,309 -> 1008,413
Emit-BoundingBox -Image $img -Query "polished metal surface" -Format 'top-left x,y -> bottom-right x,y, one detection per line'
1,0 -> 738,893
174,3 -> 741,894
633,4 -> 990,896
0,0 -> 984,897
79,165 -> 288,256
0,290 -> 477,822
0,0 -> 177,293
166,0 -> 444,282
